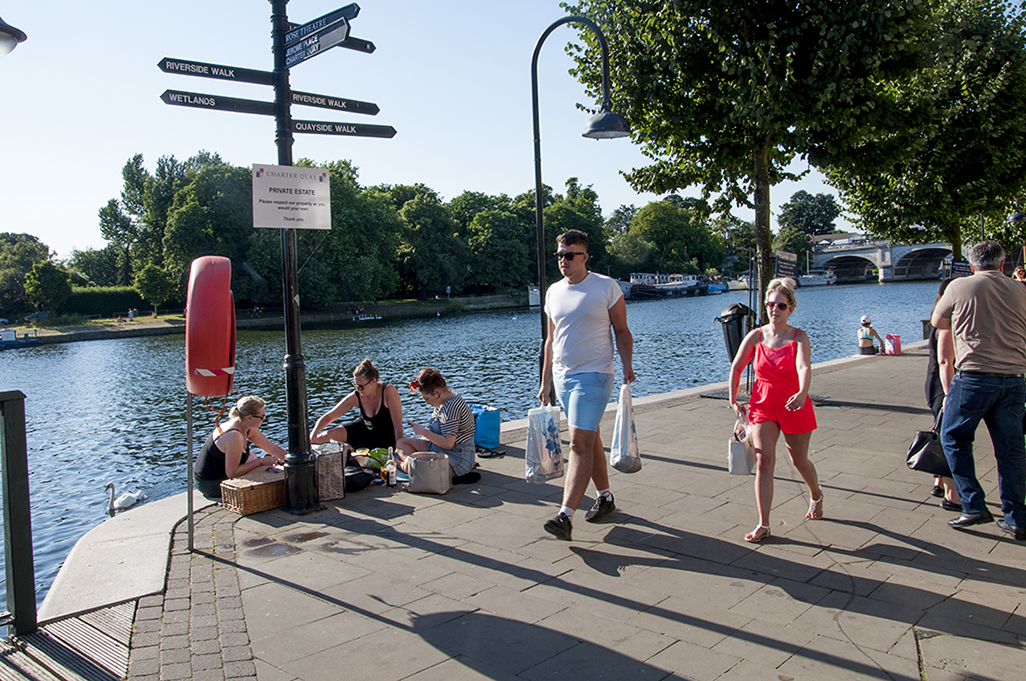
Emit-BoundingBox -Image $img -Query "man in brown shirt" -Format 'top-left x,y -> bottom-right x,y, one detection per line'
932,241 -> 1026,540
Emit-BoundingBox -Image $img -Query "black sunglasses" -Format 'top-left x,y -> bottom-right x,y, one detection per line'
765,301 -> 790,311
554,251 -> 586,261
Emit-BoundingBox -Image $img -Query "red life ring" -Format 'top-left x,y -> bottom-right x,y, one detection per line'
185,256 -> 236,397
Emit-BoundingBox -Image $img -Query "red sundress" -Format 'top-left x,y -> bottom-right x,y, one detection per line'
747,330 -> 817,434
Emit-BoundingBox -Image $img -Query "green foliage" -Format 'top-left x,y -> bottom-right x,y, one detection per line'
397,192 -> 471,297
133,263 -> 175,316
778,191 -> 842,236
467,210 -> 532,292
604,204 -> 638,237
24,260 -> 72,311
57,287 -> 147,317
0,233 -> 51,313
629,197 -> 725,274
607,231 -> 655,278
564,0 -> 936,310
824,0 -> 1026,259
64,245 -> 121,287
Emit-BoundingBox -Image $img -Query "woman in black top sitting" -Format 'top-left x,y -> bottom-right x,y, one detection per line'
195,395 -> 287,499
310,358 -> 404,451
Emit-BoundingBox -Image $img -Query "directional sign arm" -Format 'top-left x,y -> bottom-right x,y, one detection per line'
291,90 -> 379,116
160,90 -> 275,116
292,119 -> 396,138
158,57 -> 273,86
284,3 -> 360,46
335,36 -> 375,54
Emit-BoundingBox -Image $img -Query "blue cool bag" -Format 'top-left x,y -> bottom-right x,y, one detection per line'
467,402 -> 501,449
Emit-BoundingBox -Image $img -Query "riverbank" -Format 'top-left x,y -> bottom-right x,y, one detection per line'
13,292 -> 528,346
15,342 -> 1024,681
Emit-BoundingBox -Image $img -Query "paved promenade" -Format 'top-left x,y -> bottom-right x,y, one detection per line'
21,344 -> 1026,681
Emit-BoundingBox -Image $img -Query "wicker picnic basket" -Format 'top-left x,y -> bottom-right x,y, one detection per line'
220,468 -> 285,515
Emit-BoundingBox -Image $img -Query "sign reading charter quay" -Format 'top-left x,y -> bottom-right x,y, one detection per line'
252,164 -> 331,230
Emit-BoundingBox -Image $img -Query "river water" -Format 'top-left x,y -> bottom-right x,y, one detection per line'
0,280 -> 941,605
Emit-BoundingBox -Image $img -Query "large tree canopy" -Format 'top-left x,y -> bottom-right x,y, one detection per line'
824,0 -> 1026,259
565,0 -> 935,317
778,191 -> 842,236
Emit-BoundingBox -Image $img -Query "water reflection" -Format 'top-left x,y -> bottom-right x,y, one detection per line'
0,281 -> 939,604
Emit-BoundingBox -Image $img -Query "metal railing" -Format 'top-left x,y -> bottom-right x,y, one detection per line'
1,390 -> 37,637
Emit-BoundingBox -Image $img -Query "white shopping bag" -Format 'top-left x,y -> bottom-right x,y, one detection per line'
525,405 -> 564,483
610,383 -> 641,473
727,416 -> 756,475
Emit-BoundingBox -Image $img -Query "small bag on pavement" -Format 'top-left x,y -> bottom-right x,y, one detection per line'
610,383 -> 642,473
906,412 -> 950,477
526,404 -> 564,483
728,415 -> 757,475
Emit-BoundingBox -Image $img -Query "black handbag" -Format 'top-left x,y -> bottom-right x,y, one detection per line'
906,413 -> 951,477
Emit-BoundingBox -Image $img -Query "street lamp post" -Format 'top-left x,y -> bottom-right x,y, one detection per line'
0,14 -> 27,56
531,15 -> 630,384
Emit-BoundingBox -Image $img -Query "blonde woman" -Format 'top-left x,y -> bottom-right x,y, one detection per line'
728,278 -> 822,542
195,396 -> 286,499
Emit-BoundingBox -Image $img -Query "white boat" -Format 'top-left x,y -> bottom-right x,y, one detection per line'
797,269 -> 837,287
653,274 -> 707,297
728,276 -> 750,291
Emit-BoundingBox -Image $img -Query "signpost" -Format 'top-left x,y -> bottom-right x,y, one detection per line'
159,0 -> 394,516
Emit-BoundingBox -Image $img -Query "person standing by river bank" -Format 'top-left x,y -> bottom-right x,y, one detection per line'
539,229 -> 635,541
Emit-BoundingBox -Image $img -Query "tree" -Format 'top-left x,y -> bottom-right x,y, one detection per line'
629,197 -> 724,274
65,245 -> 121,287
0,233 -> 51,313
604,204 -> 637,237
467,210 -> 533,292
24,260 -> 72,312
606,231 -> 655,279
565,0 -> 935,318
824,0 -> 1026,259
396,192 -> 471,297
778,191 -> 842,236
98,199 -> 138,286
133,263 -> 174,316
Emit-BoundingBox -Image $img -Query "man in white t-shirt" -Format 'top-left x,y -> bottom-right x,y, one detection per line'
538,229 -> 635,540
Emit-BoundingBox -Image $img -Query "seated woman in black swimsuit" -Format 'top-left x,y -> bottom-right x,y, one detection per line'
310,358 -> 404,451
195,395 -> 287,499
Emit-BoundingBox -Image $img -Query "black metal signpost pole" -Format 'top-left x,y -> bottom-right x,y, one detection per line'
271,0 -> 318,514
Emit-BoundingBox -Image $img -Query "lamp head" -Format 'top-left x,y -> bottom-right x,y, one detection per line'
0,15 -> 27,56
582,109 -> 630,139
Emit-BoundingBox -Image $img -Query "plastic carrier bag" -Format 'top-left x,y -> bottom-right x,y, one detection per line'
609,383 -> 642,473
525,405 -> 564,483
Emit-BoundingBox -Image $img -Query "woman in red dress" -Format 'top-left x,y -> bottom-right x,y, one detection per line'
728,277 -> 823,542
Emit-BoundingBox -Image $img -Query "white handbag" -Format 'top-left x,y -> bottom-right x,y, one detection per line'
728,416 -> 757,475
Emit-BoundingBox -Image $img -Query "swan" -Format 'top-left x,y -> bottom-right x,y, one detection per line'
105,482 -> 146,514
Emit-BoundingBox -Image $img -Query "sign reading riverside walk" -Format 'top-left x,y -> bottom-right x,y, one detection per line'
252,165 -> 331,230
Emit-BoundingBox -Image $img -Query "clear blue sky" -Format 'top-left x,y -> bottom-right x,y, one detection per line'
0,0 -> 844,260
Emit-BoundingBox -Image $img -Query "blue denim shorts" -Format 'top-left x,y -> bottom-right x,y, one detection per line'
554,372 -> 615,432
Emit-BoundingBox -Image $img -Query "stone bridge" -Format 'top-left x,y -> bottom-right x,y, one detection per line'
813,240 -> 951,283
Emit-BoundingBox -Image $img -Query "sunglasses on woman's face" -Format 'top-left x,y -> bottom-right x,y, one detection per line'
765,301 -> 789,311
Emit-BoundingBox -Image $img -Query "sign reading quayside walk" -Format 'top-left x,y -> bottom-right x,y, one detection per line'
252,164 -> 331,230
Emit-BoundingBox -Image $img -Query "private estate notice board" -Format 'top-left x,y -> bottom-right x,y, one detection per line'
252,164 -> 331,229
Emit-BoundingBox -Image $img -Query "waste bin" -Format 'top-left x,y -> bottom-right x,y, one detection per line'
715,303 -> 754,362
